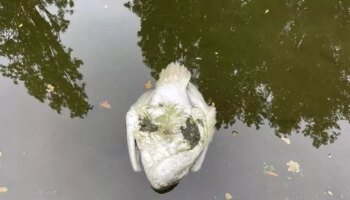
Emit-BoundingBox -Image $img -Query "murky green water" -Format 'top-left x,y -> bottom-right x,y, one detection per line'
1,0 -> 350,199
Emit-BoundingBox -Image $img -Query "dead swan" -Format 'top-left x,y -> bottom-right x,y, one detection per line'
126,62 -> 216,192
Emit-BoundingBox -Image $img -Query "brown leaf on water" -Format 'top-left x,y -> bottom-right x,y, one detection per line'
225,192 -> 233,200
264,171 -> 278,177
0,186 -> 8,193
262,162 -> 278,177
144,80 -> 153,89
100,100 -> 111,109
281,137 -> 291,145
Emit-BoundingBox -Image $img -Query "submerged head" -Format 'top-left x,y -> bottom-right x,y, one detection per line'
143,155 -> 193,192
152,182 -> 179,193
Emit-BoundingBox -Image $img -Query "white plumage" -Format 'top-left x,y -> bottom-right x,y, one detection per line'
126,62 -> 216,191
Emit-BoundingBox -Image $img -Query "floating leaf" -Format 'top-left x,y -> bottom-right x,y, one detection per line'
144,80 -> 153,89
0,186 -> 8,193
46,84 -> 54,93
100,100 -> 111,109
231,130 -> 239,136
225,192 -> 233,200
264,171 -> 278,177
262,162 -> 278,177
286,160 -> 300,173
281,137 -> 291,145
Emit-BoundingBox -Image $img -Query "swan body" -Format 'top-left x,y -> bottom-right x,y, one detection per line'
126,62 -> 216,191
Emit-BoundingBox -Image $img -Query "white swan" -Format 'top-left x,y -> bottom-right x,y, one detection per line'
126,62 -> 216,191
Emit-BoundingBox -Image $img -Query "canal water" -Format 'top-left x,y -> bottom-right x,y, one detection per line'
1,0 -> 350,199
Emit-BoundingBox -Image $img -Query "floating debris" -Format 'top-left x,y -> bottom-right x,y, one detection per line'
225,192 -> 233,200
328,153 -> 332,158
265,9 -> 270,14
0,151 -> 2,157
286,160 -> 300,173
19,23 -> 23,28
264,171 -> 278,177
263,162 -> 278,177
46,84 -> 54,93
297,33 -> 306,48
328,191 -> 333,196
144,80 -> 153,89
281,137 -> 291,145
100,100 -> 111,109
214,51 -> 219,55
231,130 -> 239,136
195,57 -> 202,60
0,186 -> 8,193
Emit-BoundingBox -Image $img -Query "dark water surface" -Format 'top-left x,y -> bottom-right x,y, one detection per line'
1,0 -> 350,199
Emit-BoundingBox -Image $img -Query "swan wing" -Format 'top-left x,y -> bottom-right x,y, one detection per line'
126,91 -> 153,172
186,83 -> 216,171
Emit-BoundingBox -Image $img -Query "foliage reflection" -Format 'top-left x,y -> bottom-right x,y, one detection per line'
0,0 -> 92,118
127,0 -> 350,147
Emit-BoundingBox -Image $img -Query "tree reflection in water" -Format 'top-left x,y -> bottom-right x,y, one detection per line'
126,0 -> 350,148
0,0 -> 92,118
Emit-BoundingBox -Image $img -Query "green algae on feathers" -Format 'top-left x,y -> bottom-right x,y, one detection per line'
154,103 -> 184,135
138,103 -> 184,134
